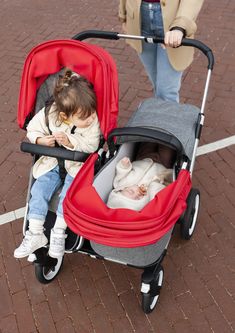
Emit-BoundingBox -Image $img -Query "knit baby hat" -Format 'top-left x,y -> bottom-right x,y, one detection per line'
106,189 -> 149,211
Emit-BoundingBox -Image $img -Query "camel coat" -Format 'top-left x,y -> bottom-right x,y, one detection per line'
118,0 -> 204,71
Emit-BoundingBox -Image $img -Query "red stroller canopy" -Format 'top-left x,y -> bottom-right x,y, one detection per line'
17,39 -> 119,139
63,153 -> 192,248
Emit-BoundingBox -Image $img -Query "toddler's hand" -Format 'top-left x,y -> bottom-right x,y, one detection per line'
36,135 -> 55,147
121,157 -> 131,168
53,132 -> 71,147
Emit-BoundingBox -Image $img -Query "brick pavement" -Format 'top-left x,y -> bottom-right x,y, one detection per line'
0,0 -> 234,332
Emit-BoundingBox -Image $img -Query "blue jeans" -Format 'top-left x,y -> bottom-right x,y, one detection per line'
28,166 -> 74,221
139,2 -> 183,102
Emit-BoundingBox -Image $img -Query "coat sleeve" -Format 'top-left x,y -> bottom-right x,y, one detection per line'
113,158 -> 133,188
169,0 -> 204,37
26,108 -> 50,143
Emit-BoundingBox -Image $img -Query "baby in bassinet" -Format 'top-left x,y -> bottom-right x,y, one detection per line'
107,143 -> 174,211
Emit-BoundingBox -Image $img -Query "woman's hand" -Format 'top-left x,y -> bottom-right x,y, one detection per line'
36,135 -> 55,147
164,30 -> 184,48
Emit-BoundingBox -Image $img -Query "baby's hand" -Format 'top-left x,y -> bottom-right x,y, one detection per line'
121,157 -> 131,168
36,135 -> 55,147
139,184 -> 147,195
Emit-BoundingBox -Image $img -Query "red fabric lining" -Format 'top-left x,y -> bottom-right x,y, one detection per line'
17,39 -> 119,139
63,154 -> 192,247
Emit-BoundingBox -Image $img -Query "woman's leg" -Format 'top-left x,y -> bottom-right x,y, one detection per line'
49,173 -> 74,258
139,42 -> 158,94
156,44 -> 183,103
139,2 -> 158,93
139,2 -> 182,102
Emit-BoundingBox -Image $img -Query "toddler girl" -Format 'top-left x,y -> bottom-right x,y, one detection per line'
14,69 -> 101,259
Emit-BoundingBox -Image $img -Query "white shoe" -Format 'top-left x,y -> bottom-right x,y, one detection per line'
48,228 -> 67,258
14,231 -> 48,258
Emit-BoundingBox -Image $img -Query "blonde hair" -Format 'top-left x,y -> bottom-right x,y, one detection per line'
53,69 -> 96,121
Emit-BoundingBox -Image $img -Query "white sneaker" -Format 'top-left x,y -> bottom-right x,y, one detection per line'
14,231 -> 48,258
48,228 -> 67,258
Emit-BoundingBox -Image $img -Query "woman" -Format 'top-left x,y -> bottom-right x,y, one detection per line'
118,0 -> 204,102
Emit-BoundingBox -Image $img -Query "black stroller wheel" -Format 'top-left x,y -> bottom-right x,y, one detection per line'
35,256 -> 64,284
141,266 -> 164,314
180,188 -> 200,240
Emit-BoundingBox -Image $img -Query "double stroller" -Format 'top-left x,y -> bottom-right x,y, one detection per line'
17,30 -> 214,313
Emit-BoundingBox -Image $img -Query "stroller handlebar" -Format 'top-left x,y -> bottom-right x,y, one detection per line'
72,30 -> 214,70
21,142 -> 90,162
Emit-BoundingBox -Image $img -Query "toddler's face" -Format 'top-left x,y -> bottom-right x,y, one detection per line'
120,185 -> 145,200
68,108 -> 96,128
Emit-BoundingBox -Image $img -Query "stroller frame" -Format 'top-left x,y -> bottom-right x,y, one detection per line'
19,30 -> 214,314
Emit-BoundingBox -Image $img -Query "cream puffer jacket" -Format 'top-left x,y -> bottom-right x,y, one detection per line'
119,0 -> 204,71
27,104 -> 101,179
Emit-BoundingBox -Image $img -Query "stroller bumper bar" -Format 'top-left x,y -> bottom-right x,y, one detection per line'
21,142 -> 90,162
73,30 -> 214,70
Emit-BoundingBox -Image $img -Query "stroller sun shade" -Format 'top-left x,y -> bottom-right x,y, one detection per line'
17,39 -> 119,139
63,154 -> 192,248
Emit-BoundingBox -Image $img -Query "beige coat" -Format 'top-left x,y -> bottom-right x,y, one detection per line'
27,105 -> 101,179
118,0 -> 204,71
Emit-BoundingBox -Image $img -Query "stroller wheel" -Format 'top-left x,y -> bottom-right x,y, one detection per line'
141,266 -> 164,314
35,256 -> 64,284
180,188 -> 200,240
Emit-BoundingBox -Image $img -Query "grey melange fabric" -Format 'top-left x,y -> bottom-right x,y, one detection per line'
91,229 -> 172,267
34,70 -> 65,114
125,98 -> 200,160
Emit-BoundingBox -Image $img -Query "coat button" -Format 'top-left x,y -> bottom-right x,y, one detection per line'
161,1 -> 166,6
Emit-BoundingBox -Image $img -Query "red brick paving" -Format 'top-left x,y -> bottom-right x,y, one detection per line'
0,0 -> 234,332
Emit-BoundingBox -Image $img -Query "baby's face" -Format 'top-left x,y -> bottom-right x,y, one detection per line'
120,185 -> 144,200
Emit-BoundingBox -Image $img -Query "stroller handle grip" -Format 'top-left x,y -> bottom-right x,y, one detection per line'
20,142 -> 90,162
107,127 -> 185,156
72,30 -> 214,70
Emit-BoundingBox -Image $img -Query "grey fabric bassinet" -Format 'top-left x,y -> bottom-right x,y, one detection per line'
126,98 -> 200,160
